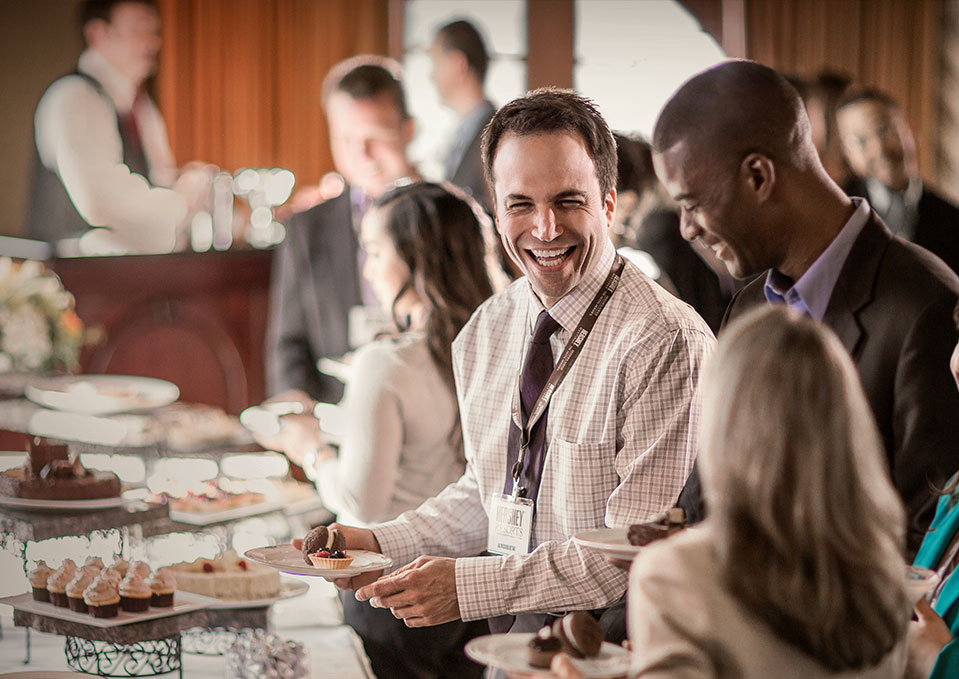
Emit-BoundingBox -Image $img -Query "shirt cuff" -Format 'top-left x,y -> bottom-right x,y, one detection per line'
454,555 -> 510,621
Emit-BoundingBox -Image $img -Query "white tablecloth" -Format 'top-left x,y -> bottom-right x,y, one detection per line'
0,579 -> 376,678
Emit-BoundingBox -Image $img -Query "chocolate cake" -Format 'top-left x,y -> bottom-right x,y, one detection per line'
0,437 -> 120,500
627,507 -> 687,546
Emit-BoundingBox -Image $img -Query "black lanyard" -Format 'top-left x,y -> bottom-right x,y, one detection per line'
508,255 -> 626,499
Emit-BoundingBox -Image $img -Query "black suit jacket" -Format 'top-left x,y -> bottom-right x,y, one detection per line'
845,178 -> 959,274
679,213 -> 959,554
266,190 -> 363,402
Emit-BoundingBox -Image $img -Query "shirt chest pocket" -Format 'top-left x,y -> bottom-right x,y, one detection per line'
540,438 -> 618,534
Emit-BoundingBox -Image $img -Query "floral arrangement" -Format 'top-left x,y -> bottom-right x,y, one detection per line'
0,257 -> 83,373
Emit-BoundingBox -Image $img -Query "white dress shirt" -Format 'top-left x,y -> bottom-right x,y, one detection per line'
372,238 -> 715,621
315,333 -> 465,527
34,49 -> 185,253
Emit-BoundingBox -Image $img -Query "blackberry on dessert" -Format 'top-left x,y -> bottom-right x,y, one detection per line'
627,507 -> 687,547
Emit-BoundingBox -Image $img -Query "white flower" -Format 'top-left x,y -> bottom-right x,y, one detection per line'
0,304 -> 52,371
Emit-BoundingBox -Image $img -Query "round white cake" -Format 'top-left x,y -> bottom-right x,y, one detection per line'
170,550 -> 280,601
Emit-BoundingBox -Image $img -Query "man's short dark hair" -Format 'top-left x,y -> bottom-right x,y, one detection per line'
481,88 -> 617,199
613,133 -> 655,194
653,60 -> 810,174
836,87 -> 901,114
322,55 -> 410,120
435,20 -> 489,83
80,0 -> 155,29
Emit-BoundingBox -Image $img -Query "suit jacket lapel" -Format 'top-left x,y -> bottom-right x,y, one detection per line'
822,214 -> 892,357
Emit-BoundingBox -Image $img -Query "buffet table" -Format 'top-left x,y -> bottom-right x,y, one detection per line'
0,581 -> 377,678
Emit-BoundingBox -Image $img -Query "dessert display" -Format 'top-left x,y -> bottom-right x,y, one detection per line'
147,568 -> 176,607
302,526 -> 352,569
527,626 -> 563,668
128,560 -> 152,579
47,559 -> 77,607
82,574 -> 121,618
148,480 -> 266,514
627,507 -> 687,547
28,560 -> 54,602
171,550 -> 280,601
526,612 -> 603,669
66,568 -> 98,613
119,575 -> 153,612
0,437 -> 121,500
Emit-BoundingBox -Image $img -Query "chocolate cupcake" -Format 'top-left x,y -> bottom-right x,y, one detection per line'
28,560 -> 54,602
47,559 -> 77,607
119,575 -> 152,612
83,575 -> 120,618
528,627 -> 562,669
128,560 -> 151,579
551,612 -> 603,659
83,556 -> 105,572
66,568 -> 97,613
146,568 -> 176,607
110,558 -> 130,579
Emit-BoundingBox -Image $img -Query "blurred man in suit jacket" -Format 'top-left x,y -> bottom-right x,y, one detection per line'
653,60 -> 959,556
429,20 -> 495,214
266,57 -> 417,403
837,89 -> 959,274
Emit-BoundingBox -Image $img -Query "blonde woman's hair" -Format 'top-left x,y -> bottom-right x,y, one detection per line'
699,306 -> 910,670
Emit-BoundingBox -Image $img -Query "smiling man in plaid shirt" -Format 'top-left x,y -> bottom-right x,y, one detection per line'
331,88 -> 714,645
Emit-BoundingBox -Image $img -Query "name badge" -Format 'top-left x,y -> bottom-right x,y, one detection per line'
487,493 -> 534,556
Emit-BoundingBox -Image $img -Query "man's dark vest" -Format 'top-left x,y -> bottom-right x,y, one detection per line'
26,71 -> 150,244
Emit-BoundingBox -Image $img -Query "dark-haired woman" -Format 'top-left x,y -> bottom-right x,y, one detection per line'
274,182 -> 496,679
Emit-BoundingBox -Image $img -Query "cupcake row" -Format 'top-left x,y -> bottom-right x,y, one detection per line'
28,557 -> 176,618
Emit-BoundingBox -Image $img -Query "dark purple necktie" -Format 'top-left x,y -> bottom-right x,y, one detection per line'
502,310 -> 560,501
490,310 -> 560,635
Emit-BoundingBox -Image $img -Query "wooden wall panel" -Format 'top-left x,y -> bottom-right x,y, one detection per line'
154,0 -> 388,189
744,0 -> 944,188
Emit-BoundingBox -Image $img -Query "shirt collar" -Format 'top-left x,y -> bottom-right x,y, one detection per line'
763,197 -> 869,320
865,175 -> 923,213
77,49 -> 138,113
526,237 -> 616,335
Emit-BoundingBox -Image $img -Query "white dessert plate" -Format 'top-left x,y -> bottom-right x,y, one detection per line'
0,590 -> 211,629
169,499 -> 284,526
572,527 -> 641,560
25,375 -> 179,416
206,577 -> 309,609
906,565 -> 940,603
244,544 -> 391,578
0,491 -> 135,513
465,633 -> 631,678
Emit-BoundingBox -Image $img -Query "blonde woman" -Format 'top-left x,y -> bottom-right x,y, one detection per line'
616,306 -> 911,678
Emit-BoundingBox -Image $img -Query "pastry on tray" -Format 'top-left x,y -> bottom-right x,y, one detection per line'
0,437 -> 120,500
119,575 -> 153,612
28,560 -> 54,602
171,550 -> 278,600
83,575 -> 120,618
147,568 -> 176,607
47,559 -> 76,608
66,568 -> 98,613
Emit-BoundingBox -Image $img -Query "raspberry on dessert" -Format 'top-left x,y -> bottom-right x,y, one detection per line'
202,562 -> 214,573
237,560 -> 248,571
